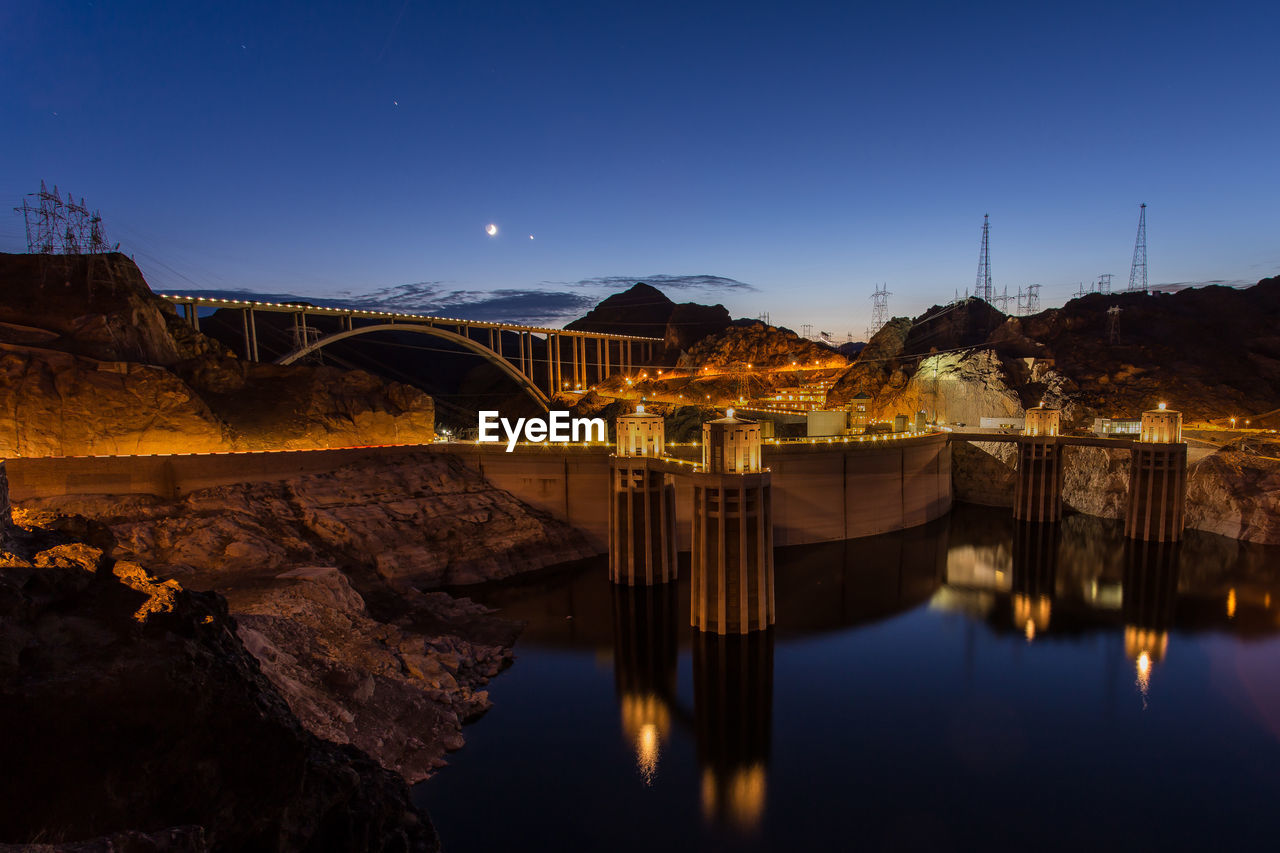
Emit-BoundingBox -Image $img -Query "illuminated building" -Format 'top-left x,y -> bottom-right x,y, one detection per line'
610,406 -> 678,584
1125,404 -> 1187,542
690,411 -> 775,634
849,393 -> 871,432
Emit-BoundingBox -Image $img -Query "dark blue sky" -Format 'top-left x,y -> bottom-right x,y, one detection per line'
3,0 -> 1277,334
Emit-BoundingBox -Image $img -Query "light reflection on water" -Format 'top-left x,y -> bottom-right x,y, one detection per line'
419,505 -> 1280,852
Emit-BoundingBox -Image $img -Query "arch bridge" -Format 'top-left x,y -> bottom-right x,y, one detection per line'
161,294 -> 663,410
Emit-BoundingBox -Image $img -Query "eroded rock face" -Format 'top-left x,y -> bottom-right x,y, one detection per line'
1061,447 -> 1130,519
951,441 -> 1017,507
565,282 -> 732,360
0,252 -> 434,458
0,252 -> 218,366
675,322 -> 845,371
235,568 -> 510,783
826,278 -> 1280,431
29,453 -> 595,589
1186,449 -> 1280,545
19,452 -> 591,782
0,344 -> 232,457
0,466 -> 437,851
951,439 -> 1280,544
176,357 -> 436,451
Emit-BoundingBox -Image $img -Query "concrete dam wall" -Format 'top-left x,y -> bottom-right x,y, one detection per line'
454,435 -> 952,551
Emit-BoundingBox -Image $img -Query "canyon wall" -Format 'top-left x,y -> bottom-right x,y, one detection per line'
0,462 -> 437,851
16,451 -> 595,784
0,252 -> 434,457
952,438 -> 1280,545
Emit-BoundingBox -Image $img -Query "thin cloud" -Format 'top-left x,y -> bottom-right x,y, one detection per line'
560,274 -> 756,292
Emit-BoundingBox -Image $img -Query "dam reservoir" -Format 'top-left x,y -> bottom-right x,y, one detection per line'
418,503 -> 1280,852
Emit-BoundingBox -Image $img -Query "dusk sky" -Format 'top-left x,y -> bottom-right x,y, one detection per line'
3,0 -> 1277,335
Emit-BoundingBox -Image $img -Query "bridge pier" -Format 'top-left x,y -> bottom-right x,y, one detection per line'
1013,407 -> 1063,523
611,407 -> 677,585
690,413 -> 774,634
1125,405 -> 1187,543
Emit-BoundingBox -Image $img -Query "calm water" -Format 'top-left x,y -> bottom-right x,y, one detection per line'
417,505 -> 1280,852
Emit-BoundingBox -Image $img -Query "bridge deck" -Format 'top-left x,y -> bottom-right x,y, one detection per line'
159,293 -> 662,341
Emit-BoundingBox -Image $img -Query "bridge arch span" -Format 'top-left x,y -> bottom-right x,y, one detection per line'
275,323 -> 551,410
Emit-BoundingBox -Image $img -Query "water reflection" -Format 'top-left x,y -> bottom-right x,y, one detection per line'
693,631 -> 773,833
1011,522 -> 1058,641
426,504 -> 1280,853
1122,540 -> 1180,705
611,584 -> 679,785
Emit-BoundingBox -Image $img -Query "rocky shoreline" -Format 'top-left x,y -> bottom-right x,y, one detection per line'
18,451 -> 595,786
0,462 -> 437,851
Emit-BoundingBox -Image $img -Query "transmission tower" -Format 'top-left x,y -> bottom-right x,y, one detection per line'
1127,203 -> 1147,293
868,282 -> 891,338
756,312 -> 770,325
1107,305 -> 1122,344
1097,273 -> 1113,294
993,285 -> 1013,314
975,214 -> 993,303
1022,283 -> 1041,315
800,323 -> 813,340
13,181 -> 112,254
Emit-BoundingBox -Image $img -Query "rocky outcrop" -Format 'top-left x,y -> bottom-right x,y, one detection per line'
952,438 -> 1280,544
0,252 -> 434,457
1061,447 -> 1131,518
234,568 -> 512,783
827,277 -> 1280,430
825,317 -> 913,410
26,452 -> 595,589
0,465 -> 436,851
1186,445 -> 1280,544
176,358 -> 435,451
0,252 -> 219,366
950,441 -> 1017,506
18,452 -> 592,781
0,344 -> 232,457
566,282 -> 732,359
674,321 -> 846,371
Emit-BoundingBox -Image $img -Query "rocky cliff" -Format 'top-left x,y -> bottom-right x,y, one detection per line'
19,451 -> 595,783
827,277 -> 1280,429
0,252 -> 434,457
953,439 -> 1280,545
565,282 -> 731,360
675,321 -> 846,370
0,462 -> 436,851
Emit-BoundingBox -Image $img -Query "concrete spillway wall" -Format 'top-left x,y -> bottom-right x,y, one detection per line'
5,434 -> 951,552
